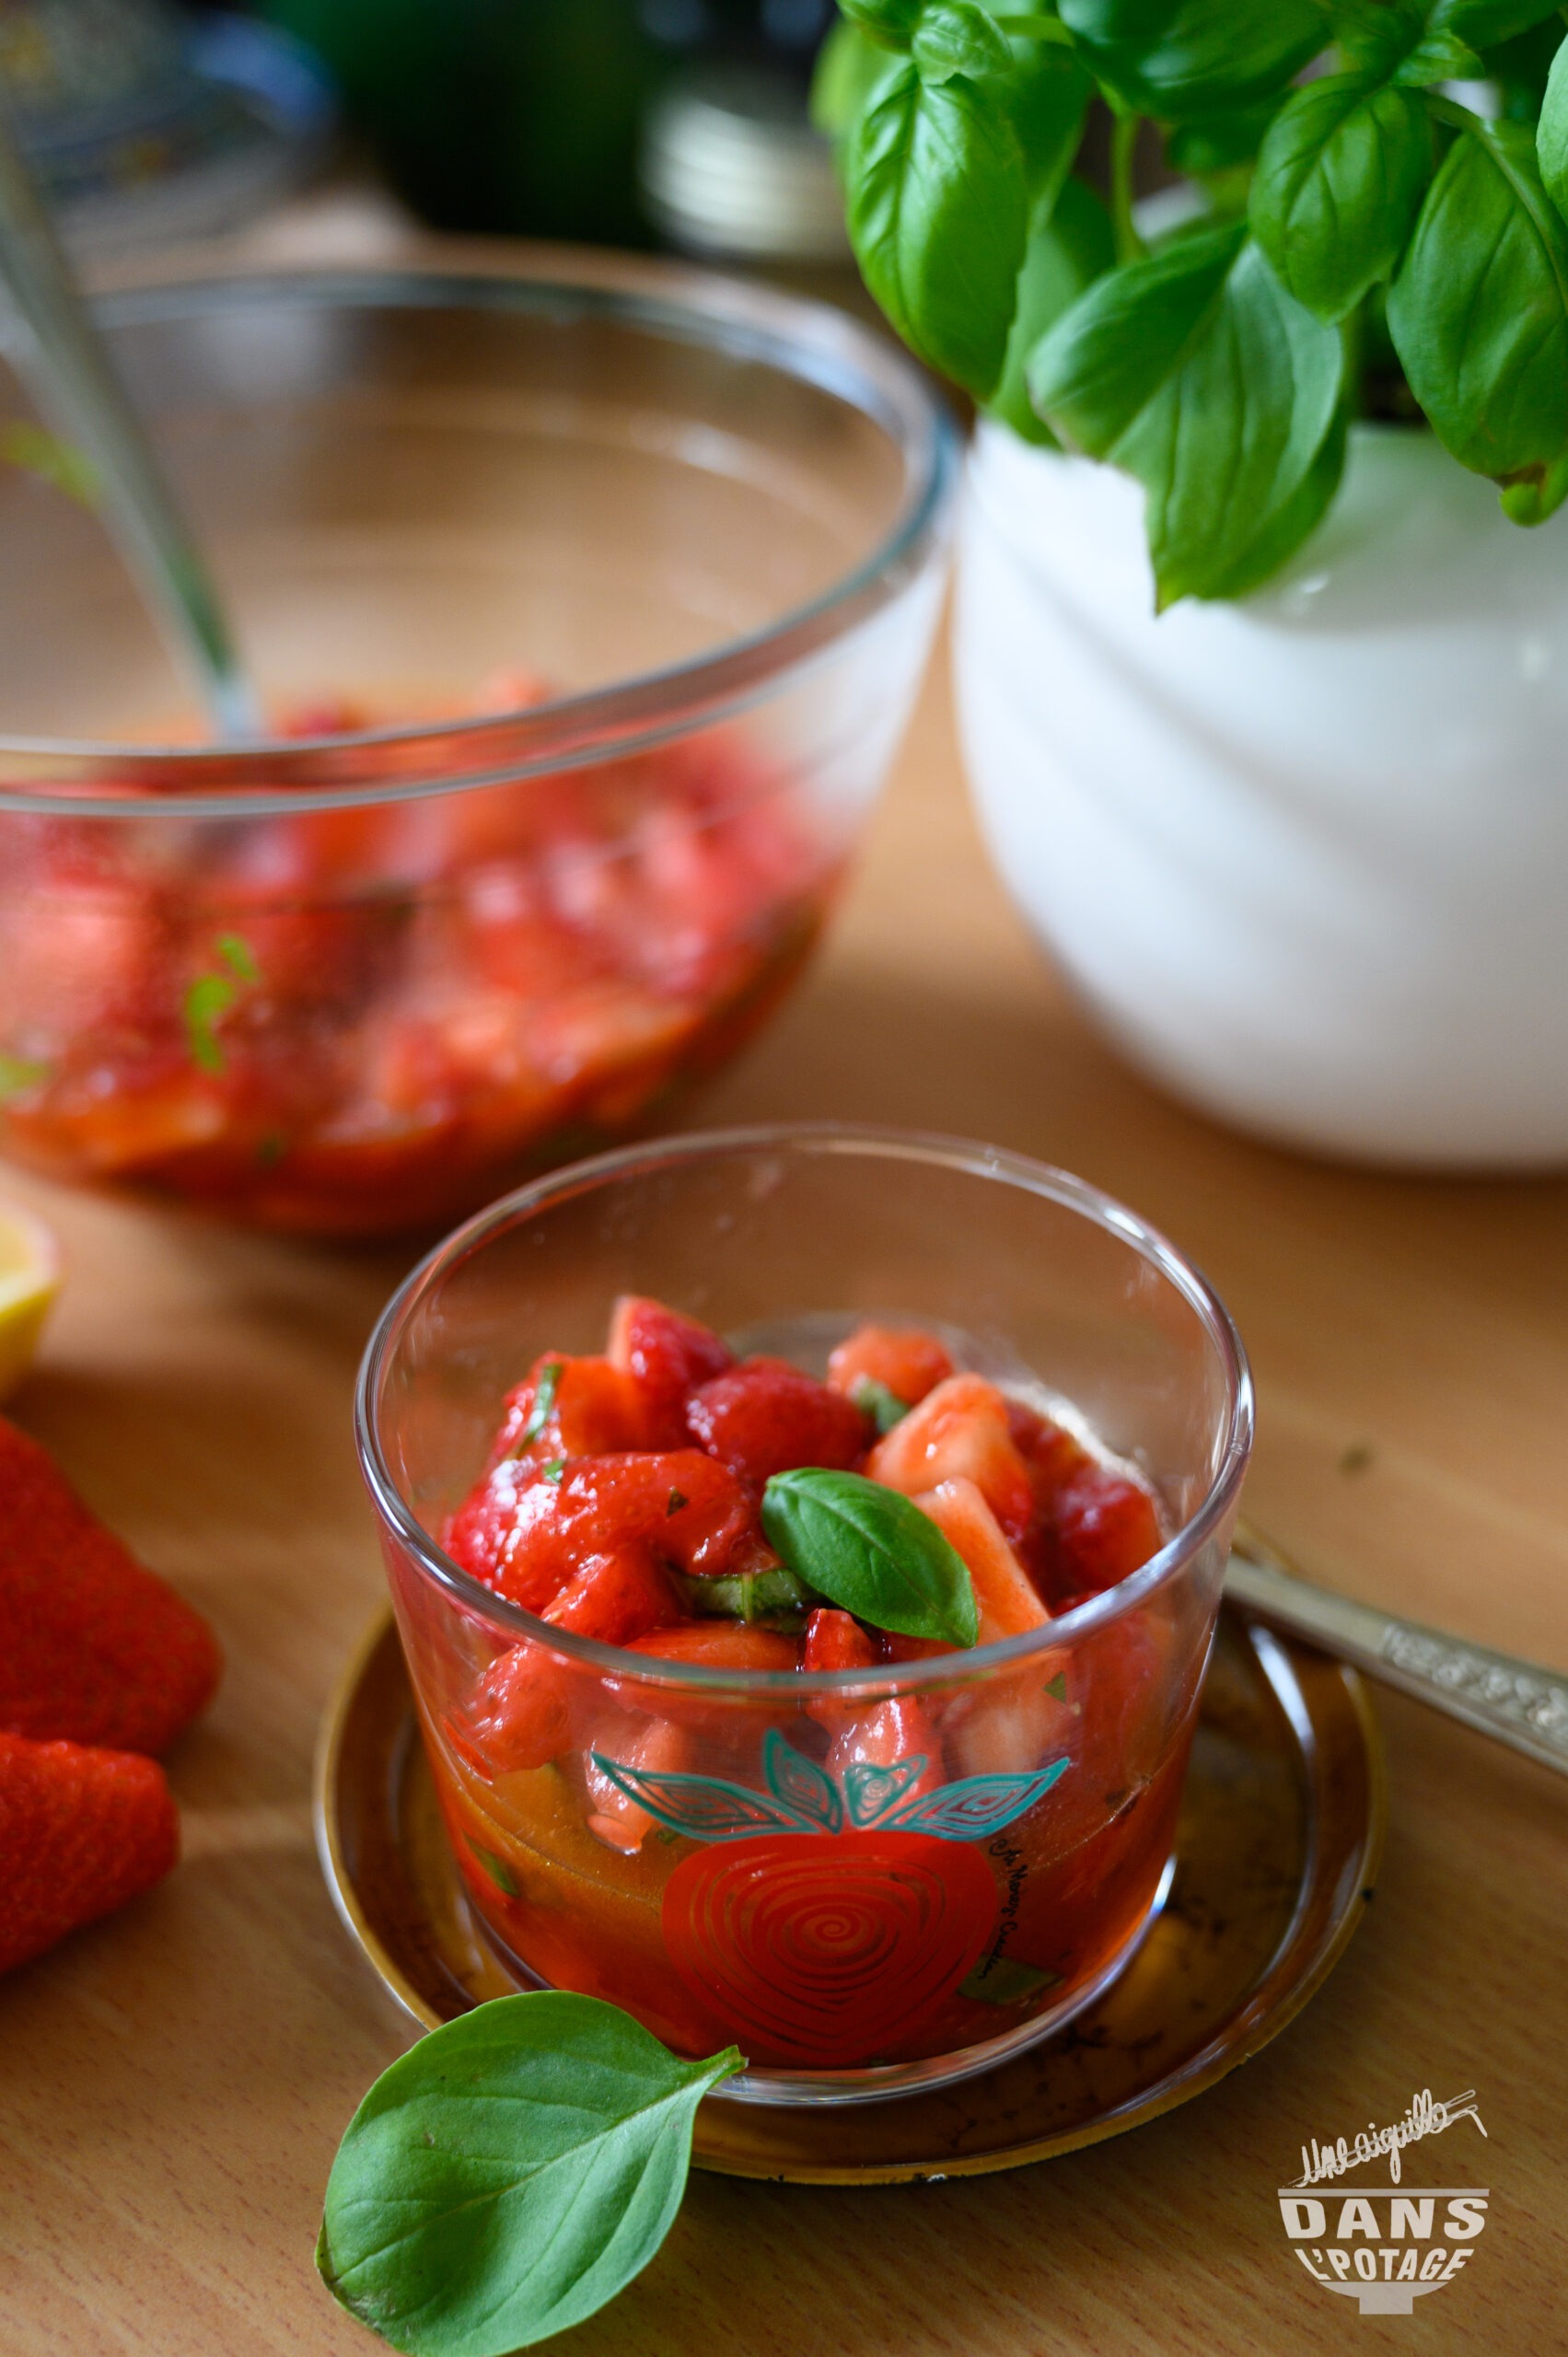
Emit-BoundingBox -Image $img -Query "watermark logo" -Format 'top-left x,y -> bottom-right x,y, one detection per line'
1279,2089 -> 1490,2316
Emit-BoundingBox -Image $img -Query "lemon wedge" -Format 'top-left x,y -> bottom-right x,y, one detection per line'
0,1202 -> 61,1402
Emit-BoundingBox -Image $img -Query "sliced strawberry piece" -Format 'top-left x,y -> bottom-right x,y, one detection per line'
607,1295 -> 733,1446
827,1325 -> 954,1410
1049,1467 -> 1165,1598
485,1353 -> 652,1471
0,1417 -> 220,1755
622,1620 -> 802,1672
802,1608 -> 878,1675
451,1643 -> 581,1776
685,1357 -> 870,1484
865,1375 -> 1034,1542
445,1448 -> 755,1605
0,1731 -> 179,1972
541,1545 -> 680,1647
826,1693 -> 942,1797
584,1716 -> 697,1853
913,1479 -> 1051,1643
1007,1400 -> 1096,1505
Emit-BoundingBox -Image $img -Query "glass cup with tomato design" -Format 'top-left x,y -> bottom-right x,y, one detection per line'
357,1126 -> 1254,2103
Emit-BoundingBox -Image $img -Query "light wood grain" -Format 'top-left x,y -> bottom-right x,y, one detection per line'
1,639 -> 1564,2357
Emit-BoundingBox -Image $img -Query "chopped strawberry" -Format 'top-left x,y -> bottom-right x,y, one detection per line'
0,1731 -> 179,1972
802,1608 -> 878,1675
622,1620 -> 802,1671
451,1643 -> 580,1776
865,1375 -> 1034,1542
685,1357 -> 870,1484
913,1478 -> 1051,1642
826,1693 -> 941,1796
1048,1467 -> 1165,1599
445,1448 -> 755,1605
827,1325 -> 954,1409
485,1353 -> 652,1471
584,1716 -> 696,1853
0,1417 -> 220,1755
607,1296 -> 733,1446
540,1545 -> 681,1647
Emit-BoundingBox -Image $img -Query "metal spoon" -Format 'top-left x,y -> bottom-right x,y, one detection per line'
0,110 -> 263,740
1227,1525 -> 1568,1777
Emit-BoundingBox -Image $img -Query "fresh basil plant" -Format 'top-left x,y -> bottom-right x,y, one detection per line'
818,0 -> 1568,604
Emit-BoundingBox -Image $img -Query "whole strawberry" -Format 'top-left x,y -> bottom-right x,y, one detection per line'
0,1732 -> 178,1972
0,1415 -> 220,1754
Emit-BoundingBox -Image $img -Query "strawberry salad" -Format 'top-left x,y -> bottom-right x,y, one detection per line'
417,1296 -> 1191,2074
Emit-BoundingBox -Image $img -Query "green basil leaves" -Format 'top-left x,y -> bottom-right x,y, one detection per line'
761,1468 -> 980,1646
318,1993 -> 742,2356
1028,226 -> 1344,605
819,0 -> 1568,598
847,52 -> 1028,395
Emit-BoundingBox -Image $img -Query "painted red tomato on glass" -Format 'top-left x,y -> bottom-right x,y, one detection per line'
663,1829 -> 999,2067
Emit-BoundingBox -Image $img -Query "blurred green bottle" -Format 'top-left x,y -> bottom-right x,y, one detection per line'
261,0 -> 664,239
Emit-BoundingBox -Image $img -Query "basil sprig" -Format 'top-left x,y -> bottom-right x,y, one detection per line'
761,1468 -> 980,1647
819,0 -> 1568,597
318,1993 -> 742,2355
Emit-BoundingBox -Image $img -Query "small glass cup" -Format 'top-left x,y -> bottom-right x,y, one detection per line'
356,1126 -> 1253,2103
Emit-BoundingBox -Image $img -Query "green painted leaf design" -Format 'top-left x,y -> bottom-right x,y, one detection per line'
763,1729 -> 842,1831
843,1756 -> 929,1827
845,56 -> 1028,396
588,1756 -> 819,1840
1028,225 -> 1343,609
1388,117 -> 1568,482
881,1759 -> 1067,1839
1250,72 -> 1433,323
318,1992 -> 741,2356
761,1468 -> 980,1647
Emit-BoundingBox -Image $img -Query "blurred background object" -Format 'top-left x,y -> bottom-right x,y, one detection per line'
256,0 -> 842,256
0,0 -> 332,253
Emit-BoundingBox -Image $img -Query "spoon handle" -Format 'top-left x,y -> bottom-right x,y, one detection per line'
1227,1529 -> 1568,1778
0,114 -> 261,739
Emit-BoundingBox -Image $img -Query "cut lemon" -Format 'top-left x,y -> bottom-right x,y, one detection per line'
0,1202 -> 61,1402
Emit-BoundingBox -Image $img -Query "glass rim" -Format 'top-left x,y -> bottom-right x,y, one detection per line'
0,256 -> 959,819
354,1122 -> 1256,1697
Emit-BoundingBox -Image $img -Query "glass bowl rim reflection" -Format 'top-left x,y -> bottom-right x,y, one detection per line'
355,1122 -> 1255,1697
0,254 -> 958,819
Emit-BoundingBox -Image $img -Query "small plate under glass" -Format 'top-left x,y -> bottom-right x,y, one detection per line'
315,1569 -> 1384,2185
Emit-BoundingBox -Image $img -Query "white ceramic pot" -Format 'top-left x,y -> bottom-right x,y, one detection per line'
954,418 -> 1568,1167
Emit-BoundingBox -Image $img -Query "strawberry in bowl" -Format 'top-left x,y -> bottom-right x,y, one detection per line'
356,1131 -> 1253,2099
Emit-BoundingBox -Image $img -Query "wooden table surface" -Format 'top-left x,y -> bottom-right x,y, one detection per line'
2,642 -> 1564,2357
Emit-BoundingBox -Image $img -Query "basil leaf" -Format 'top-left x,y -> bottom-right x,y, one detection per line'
1538,30 -> 1568,220
511,1358 -> 563,1455
988,175 -> 1115,444
849,1372 -> 916,1434
999,30 -> 1093,204
1388,118 -> 1568,481
811,18 -> 901,137
1202,407 -> 1348,598
846,56 -> 1028,395
1500,447 -> 1568,522
318,1993 -> 742,2357
684,1563 -> 820,1620
912,0 -> 1016,82
1251,72 -> 1433,322
841,0 -> 925,46
1028,225 -> 1343,606
1430,0 -> 1562,44
761,1469 -> 980,1646
1167,103 -> 1278,178
1055,0 -> 1325,121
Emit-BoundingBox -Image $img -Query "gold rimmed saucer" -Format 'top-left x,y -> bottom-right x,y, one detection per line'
315,1575 -> 1384,2185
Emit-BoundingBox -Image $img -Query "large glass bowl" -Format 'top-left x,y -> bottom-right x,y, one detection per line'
356,1126 -> 1254,2104
0,260 -> 954,1233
